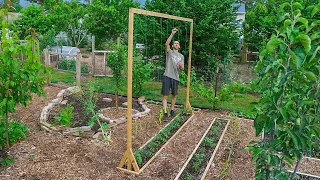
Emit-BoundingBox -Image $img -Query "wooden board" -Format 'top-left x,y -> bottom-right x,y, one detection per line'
131,8 -> 193,22
174,117 -> 218,180
201,119 -> 231,179
139,113 -> 196,173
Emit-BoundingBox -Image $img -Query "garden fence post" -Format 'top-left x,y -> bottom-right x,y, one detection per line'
76,53 -> 81,87
241,43 -> 248,64
44,49 -> 51,85
92,35 -> 95,76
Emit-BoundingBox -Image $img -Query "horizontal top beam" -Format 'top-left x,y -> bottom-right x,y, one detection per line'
130,8 -> 193,23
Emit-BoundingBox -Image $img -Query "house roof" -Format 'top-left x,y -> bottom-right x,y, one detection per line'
232,3 -> 245,13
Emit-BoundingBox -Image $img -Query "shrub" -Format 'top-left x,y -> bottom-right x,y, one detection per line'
133,58 -> 154,95
0,120 -> 28,150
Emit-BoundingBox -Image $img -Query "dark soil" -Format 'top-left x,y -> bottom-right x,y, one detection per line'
48,92 -> 144,131
180,119 -> 227,180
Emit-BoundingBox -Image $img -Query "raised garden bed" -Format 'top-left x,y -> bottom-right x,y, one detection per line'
131,109 -> 196,173
40,86 -> 150,138
289,171 -> 320,180
175,118 -> 230,180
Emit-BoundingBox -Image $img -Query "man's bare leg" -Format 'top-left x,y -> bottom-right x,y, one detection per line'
171,96 -> 176,116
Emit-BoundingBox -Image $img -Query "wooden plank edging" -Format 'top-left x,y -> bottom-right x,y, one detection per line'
174,117 -> 218,180
201,118 -> 231,179
138,113 -> 196,174
287,170 -> 320,179
304,156 -> 320,162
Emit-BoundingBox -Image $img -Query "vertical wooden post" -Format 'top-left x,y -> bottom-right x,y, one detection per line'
92,35 -> 95,76
76,53 -> 81,87
185,22 -> 193,110
241,43 -> 248,64
44,49 -> 50,86
103,52 -> 106,75
118,8 -> 140,173
127,10 -> 133,153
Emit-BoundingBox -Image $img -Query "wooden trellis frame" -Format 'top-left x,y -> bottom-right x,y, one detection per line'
118,8 -> 194,174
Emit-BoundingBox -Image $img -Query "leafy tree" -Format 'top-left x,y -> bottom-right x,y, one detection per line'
243,0 -> 320,51
108,43 -> 127,109
48,0 -> 88,47
0,18 -> 49,147
144,0 -> 240,68
85,0 -> 139,48
13,5 -> 52,39
247,1 -> 320,179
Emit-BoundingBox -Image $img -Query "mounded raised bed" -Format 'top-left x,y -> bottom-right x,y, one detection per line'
118,110 -> 197,174
40,86 -> 151,138
174,118 -> 230,180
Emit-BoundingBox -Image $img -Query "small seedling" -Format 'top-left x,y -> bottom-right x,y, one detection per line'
29,154 -> 35,161
0,156 -> 14,167
203,137 -> 216,148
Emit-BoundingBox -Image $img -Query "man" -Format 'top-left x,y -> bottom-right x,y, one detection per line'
161,28 -> 184,121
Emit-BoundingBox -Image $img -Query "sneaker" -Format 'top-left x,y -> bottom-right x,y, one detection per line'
170,110 -> 175,117
162,113 -> 168,122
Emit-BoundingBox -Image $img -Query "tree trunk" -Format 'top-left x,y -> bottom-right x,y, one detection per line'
5,101 -> 9,147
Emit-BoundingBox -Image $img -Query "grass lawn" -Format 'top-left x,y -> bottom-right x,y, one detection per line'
51,71 -> 259,114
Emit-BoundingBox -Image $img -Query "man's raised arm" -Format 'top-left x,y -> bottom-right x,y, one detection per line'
165,28 -> 177,52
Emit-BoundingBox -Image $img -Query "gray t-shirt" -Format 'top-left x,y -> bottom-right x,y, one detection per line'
164,49 -> 184,81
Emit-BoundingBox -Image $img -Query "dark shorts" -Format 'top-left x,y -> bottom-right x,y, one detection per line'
161,76 -> 179,96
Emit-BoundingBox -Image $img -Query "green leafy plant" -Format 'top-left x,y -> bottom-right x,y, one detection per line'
0,155 -> 14,167
79,81 -> 111,144
54,105 -> 73,127
247,2 -> 320,179
133,57 -> 154,95
202,137 -> 216,148
39,29 -> 56,52
0,120 -> 28,150
108,43 -> 126,109
191,153 -> 205,171
0,15 -> 49,147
